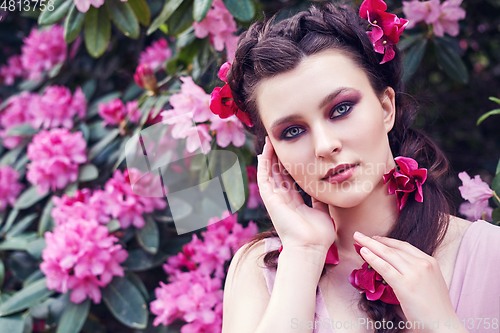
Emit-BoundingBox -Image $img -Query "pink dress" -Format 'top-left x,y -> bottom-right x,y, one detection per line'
262,220 -> 500,333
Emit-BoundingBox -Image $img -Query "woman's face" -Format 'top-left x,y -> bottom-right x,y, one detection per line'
255,49 -> 397,208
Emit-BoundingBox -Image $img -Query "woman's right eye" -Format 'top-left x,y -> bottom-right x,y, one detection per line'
282,126 -> 305,139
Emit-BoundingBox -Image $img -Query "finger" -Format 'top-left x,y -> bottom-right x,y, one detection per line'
372,236 -> 431,261
269,140 -> 284,189
256,138 -> 275,194
357,246 -> 401,287
354,232 -> 410,275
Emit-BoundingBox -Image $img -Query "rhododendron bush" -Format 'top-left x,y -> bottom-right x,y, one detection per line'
0,0 -> 498,331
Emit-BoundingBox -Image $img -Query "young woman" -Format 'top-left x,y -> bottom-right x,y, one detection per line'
216,2 -> 500,333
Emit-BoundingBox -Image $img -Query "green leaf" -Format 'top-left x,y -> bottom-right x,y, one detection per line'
78,164 -> 99,182
135,216 -> 159,254
222,0 -> 254,21
434,37 -> 469,84
167,0 -> 194,36
106,219 -> 121,232
496,158 -> 500,175
23,270 -> 44,288
7,124 -> 38,137
38,199 -> 55,237
56,299 -> 90,333
88,128 -> 120,160
0,259 -> 4,288
0,278 -> 54,316
220,149 -> 246,211
0,312 -> 25,332
398,33 -> 424,51
14,186 -> 49,210
0,144 -> 27,167
102,277 -> 148,329
128,0 -> 151,26
122,249 -> 169,271
159,23 -> 168,34
193,0 -> 212,22
490,96 -> 500,105
126,272 -> 149,302
26,238 -> 46,260
0,238 -> 28,251
492,208 -> 500,222
2,209 -> 19,234
476,108 -> 500,126
147,0 -> 184,35
81,80 -> 97,101
6,213 -> 38,238
402,39 -> 428,83
38,0 -> 72,25
105,0 -> 140,39
491,174 -> 500,207
84,6 -> 111,58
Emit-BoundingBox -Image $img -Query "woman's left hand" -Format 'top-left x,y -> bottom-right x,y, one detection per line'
352,232 -> 465,332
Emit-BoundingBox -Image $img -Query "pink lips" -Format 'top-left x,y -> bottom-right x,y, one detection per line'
323,164 -> 358,184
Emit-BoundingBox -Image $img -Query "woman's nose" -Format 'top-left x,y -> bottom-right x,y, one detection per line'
313,123 -> 342,159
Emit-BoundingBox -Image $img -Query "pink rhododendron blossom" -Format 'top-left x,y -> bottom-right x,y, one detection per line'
458,171 -> 494,203
20,25 -> 67,81
73,0 -> 104,13
185,124 -> 212,154
40,218 -> 128,304
104,168 -> 167,229
151,270 -> 223,329
193,0 -> 238,60
459,199 -> 493,222
52,189 -> 110,226
26,129 -> 87,194
0,91 -> 35,149
209,114 -> 246,147
30,86 -> 87,129
139,38 -> 172,71
402,0 -> 466,37
134,64 -> 158,91
98,98 -> 140,126
0,55 -> 23,86
169,76 -> 212,123
0,165 -> 24,210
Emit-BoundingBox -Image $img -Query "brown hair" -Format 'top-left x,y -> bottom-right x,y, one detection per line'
229,2 -> 451,331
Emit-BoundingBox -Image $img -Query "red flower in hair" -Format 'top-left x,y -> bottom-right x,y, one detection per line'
359,0 -> 408,64
349,244 -> 399,304
383,156 -> 427,211
209,62 -> 254,127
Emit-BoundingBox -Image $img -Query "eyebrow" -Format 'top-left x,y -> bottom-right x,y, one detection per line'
270,87 -> 352,131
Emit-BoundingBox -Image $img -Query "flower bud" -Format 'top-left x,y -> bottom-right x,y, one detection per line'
134,64 -> 158,93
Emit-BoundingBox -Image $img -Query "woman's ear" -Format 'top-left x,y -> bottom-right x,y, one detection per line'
381,87 -> 396,133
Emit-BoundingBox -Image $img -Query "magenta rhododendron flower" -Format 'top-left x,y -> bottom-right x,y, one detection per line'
349,244 -> 399,304
209,113 -> 246,148
40,218 -> 128,304
0,165 -> 24,210
403,0 -> 466,37
104,168 -> 167,229
0,55 -> 23,86
383,156 -> 427,211
133,64 -> 158,92
458,171 -> 493,203
193,0 -> 238,62
98,98 -> 140,126
30,86 -> 87,129
26,129 -> 87,194
0,91 -> 35,149
138,38 -> 172,71
359,0 -> 408,64
20,25 -> 67,81
52,188 -> 110,226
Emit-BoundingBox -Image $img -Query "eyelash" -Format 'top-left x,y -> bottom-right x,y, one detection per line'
281,102 -> 355,140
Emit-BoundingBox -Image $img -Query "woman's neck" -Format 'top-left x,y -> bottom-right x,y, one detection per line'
328,180 -> 399,258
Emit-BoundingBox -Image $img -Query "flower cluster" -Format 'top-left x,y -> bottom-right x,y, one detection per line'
52,188 -> 110,226
209,62 -> 254,127
192,0 -> 239,62
383,156 -> 427,211
98,98 -> 140,127
40,218 -> 128,304
349,244 -> 399,304
151,211 -> 258,330
403,0 -> 466,37
359,0 -> 408,64
0,86 -> 87,149
0,25 -> 66,84
458,171 -> 495,221
0,165 -> 24,211
26,129 -> 87,194
138,38 -> 172,71
104,168 -> 167,229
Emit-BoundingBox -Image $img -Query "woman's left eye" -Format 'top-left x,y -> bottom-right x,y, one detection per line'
330,103 -> 353,119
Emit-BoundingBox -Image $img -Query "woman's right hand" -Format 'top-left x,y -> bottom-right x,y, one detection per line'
256,136 -> 337,254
